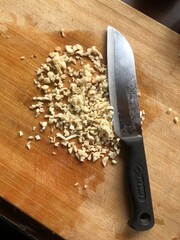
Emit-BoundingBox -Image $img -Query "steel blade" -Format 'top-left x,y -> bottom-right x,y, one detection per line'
107,26 -> 142,138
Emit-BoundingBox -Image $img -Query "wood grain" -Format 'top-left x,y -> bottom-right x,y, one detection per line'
0,0 -> 180,239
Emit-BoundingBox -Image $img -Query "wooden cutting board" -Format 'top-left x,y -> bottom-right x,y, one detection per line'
0,1 -> 180,239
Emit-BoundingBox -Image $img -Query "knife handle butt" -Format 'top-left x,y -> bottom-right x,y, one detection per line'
122,136 -> 154,231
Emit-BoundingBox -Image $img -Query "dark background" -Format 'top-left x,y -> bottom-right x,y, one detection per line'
122,0 -> 180,33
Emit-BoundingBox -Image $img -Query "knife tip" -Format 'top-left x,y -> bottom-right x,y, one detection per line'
107,26 -> 120,36
107,25 -> 113,31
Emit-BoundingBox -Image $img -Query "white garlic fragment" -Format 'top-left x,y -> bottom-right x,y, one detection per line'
102,157 -> 109,167
28,136 -> 34,140
26,141 -> 31,150
112,160 -> 117,165
18,131 -> 23,137
35,135 -> 41,141
174,116 -> 179,124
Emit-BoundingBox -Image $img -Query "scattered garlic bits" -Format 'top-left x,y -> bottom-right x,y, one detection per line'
30,44 -> 120,166
140,109 -> 145,126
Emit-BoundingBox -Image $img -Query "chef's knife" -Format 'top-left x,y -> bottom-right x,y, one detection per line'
107,26 -> 154,231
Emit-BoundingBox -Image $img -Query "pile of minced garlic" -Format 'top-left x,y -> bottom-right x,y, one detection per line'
20,44 -> 121,167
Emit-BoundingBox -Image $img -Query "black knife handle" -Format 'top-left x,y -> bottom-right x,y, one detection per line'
122,136 -> 154,231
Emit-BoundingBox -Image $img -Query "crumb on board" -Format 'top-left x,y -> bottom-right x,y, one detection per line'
173,117 -> 179,124
74,182 -> 79,187
102,156 -> 109,167
20,56 -> 25,60
30,54 -> 37,59
26,141 -> 31,150
112,159 -> 117,165
83,185 -> 87,189
52,152 -> 56,155
140,110 -> 145,118
54,142 -> 60,147
35,135 -> 41,141
142,116 -> 145,121
28,136 -> 34,140
166,108 -> 172,114
18,131 -> 23,137
32,126 -> 36,131
60,29 -> 65,37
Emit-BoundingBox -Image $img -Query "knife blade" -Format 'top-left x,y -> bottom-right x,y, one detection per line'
107,26 -> 154,231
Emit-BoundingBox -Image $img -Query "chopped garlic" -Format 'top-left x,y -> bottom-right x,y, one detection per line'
61,140 -> 69,146
40,121 -> 47,131
68,147 -> 73,154
166,108 -> 172,114
65,134 -> 78,141
28,136 -> 34,140
101,148 -> 107,154
54,142 -> 59,147
18,131 -> 23,137
26,141 -> 31,150
56,133 -> 66,140
23,44 -> 121,168
65,45 -> 74,54
64,129 -> 70,136
142,110 -> 145,115
174,117 -> 179,124
108,151 -> 117,159
72,144 -> 77,153
112,160 -> 117,165
35,135 -> 41,141
60,29 -> 65,37
83,185 -> 87,189
20,56 -> 25,60
74,182 -> 79,187
102,157 -> 109,167
92,152 -> 100,162
142,116 -> 145,121
41,85 -> 49,91
69,124 -> 75,130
